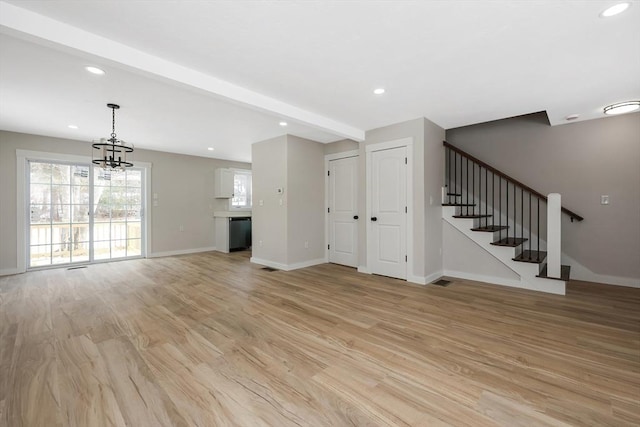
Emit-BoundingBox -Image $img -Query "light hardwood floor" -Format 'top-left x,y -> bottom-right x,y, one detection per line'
1,251 -> 638,426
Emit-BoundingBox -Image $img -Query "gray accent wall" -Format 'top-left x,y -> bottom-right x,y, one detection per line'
0,130 -> 249,273
251,134 -> 325,268
446,112 -> 640,283
323,139 -> 359,155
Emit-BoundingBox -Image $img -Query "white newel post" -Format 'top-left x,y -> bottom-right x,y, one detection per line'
547,193 -> 561,278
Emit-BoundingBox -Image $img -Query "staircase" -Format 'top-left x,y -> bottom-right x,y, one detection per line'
442,141 -> 583,295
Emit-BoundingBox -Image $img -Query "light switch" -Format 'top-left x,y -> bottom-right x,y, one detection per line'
601,195 -> 609,205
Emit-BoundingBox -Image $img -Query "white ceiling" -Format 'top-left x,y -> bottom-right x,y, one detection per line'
1,1 -> 639,163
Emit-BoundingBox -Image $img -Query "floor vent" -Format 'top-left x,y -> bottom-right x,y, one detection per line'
261,267 -> 278,272
432,279 -> 451,287
67,266 -> 88,270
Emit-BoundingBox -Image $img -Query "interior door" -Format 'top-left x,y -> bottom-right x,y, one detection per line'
369,146 -> 407,279
328,156 -> 358,267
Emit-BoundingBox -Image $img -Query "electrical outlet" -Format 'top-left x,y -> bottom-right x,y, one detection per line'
259,199 -> 264,206
179,225 -> 184,232
304,241 -> 309,249
259,240 -> 263,247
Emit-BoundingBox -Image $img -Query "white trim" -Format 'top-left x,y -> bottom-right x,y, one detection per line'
142,166 -> 152,258
149,246 -> 217,258
357,265 -> 370,274
0,268 -> 20,277
560,253 -> 640,288
364,138 -> 413,153
325,150 -> 359,162
250,256 -> 325,271
406,270 -> 445,285
324,150 -> 360,267
574,277 -> 640,288
443,270 -> 531,290
365,137 -> 414,281
1,3 -> 365,141
16,151 -> 26,274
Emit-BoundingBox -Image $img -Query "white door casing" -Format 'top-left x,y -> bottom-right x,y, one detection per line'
367,144 -> 408,280
327,155 -> 358,267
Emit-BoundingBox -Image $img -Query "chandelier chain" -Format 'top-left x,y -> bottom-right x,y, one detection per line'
111,105 -> 117,139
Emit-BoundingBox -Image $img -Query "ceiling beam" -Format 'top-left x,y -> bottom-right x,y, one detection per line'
0,1 -> 365,141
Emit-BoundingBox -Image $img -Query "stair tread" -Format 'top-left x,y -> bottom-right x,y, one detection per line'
491,237 -> 527,247
443,203 -> 476,207
452,214 -> 492,219
446,192 -> 462,196
471,225 -> 509,232
513,250 -> 547,264
538,264 -> 571,281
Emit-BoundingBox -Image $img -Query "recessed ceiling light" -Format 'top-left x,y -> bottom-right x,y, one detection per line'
373,88 -> 385,95
600,2 -> 630,17
565,114 -> 579,121
279,121 -> 288,127
207,147 -> 214,151
85,66 -> 105,75
67,124 -> 79,129
603,101 -> 640,115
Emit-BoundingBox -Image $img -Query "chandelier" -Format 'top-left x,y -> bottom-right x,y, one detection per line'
92,103 -> 134,170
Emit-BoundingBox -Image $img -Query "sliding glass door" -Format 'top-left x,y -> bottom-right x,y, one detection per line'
28,160 -> 145,268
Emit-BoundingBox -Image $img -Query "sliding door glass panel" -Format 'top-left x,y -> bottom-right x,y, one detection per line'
29,162 -> 92,267
92,167 -> 143,260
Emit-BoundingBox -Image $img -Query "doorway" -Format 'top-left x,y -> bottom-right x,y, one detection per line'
366,139 -> 413,280
27,160 -> 146,268
327,154 -> 358,267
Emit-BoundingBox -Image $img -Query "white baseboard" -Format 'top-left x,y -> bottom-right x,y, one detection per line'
0,267 -> 21,276
407,274 -> 427,285
560,253 -> 640,288
424,270 -> 444,285
570,271 -> 640,288
250,257 -> 326,272
443,269 -> 527,290
357,266 -> 370,274
149,246 -> 217,258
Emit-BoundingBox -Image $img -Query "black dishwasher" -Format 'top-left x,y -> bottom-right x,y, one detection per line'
228,217 -> 251,251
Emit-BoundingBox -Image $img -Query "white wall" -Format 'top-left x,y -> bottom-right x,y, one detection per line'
0,130 -> 249,273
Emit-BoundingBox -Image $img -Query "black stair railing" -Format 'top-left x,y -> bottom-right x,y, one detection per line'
443,141 -> 583,262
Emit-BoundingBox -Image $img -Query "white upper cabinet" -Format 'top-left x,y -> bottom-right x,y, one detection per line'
215,168 -> 234,198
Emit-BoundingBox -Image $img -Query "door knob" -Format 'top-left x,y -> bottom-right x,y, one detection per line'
353,215 -> 359,220
371,217 -> 377,221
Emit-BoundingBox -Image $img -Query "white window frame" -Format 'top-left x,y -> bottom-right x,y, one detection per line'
16,149 -> 152,273
228,168 -> 252,211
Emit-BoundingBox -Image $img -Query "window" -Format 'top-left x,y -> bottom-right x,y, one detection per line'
27,159 -> 146,268
230,170 -> 252,209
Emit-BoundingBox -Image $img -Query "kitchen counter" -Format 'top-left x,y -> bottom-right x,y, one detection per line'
214,211 -> 252,218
